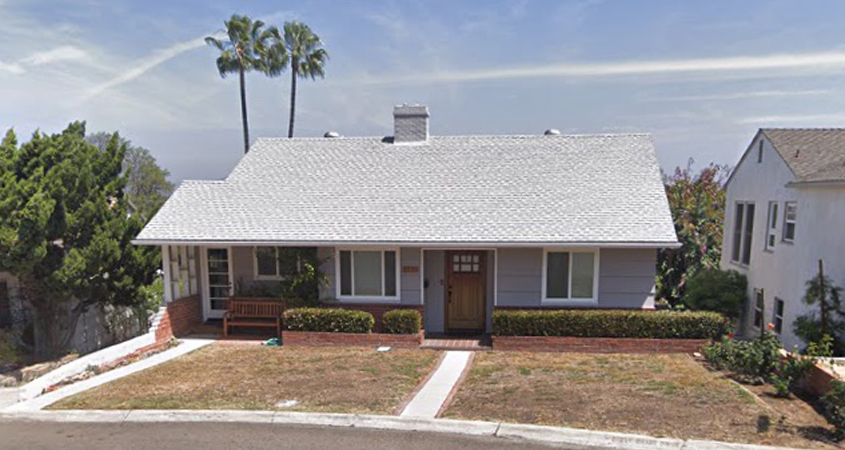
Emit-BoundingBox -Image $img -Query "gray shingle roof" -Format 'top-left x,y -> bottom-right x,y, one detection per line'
762,129 -> 845,183
135,134 -> 678,245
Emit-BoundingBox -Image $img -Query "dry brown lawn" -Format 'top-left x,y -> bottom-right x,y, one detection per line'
50,344 -> 440,414
443,352 -> 838,449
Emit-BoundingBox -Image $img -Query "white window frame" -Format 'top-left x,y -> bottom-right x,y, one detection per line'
773,297 -> 784,334
765,201 -> 778,252
253,247 -> 281,280
753,288 -> 764,329
541,248 -> 600,306
782,201 -> 797,243
730,201 -> 755,266
335,247 -> 401,302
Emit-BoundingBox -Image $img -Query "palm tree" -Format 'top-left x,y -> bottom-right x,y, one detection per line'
205,15 -> 268,153
263,21 -> 328,138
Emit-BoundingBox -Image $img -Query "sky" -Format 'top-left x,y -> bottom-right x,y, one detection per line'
3,0 -> 845,183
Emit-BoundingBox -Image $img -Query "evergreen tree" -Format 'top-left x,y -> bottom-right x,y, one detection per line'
0,123 -> 158,357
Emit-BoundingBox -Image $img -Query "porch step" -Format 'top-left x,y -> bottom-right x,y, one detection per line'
420,336 -> 491,351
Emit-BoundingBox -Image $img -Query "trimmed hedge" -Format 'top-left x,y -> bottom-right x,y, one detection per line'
383,309 -> 422,334
493,309 -> 730,339
283,308 -> 374,333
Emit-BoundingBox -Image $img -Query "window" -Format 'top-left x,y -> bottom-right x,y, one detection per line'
765,201 -> 778,251
773,298 -> 784,334
255,247 -> 314,279
337,249 -> 399,299
757,140 -> 764,163
543,250 -> 599,303
783,202 -> 797,242
731,202 -> 755,265
168,246 -> 198,299
753,289 -> 764,329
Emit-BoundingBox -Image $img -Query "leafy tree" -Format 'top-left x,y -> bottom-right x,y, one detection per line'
87,132 -> 174,221
0,123 -> 159,357
262,21 -> 328,138
794,264 -> 845,354
206,14 -> 270,153
683,268 -> 747,318
657,161 -> 728,305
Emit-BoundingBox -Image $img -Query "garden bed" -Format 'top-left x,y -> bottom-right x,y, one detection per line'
443,351 -> 837,449
49,344 -> 440,414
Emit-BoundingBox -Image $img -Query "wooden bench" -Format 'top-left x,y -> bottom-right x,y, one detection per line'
223,300 -> 284,337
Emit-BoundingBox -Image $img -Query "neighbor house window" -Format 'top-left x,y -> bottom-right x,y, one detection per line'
731,202 -> 755,265
754,289 -> 764,330
543,249 -> 599,303
338,249 -> 398,299
773,298 -> 784,334
783,202 -> 797,242
168,246 -> 198,299
757,140 -> 764,163
765,201 -> 778,251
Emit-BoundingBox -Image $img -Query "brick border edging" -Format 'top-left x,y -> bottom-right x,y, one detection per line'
281,331 -> 424,348
491,336 -> 710,354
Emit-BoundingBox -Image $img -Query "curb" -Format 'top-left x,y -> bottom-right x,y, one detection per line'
0,410 -> 804,450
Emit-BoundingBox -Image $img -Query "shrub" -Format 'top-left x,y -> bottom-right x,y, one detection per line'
283,308 -> 374,333
682,269 -> 747,319
382,309 -> 422,334
492,309 -> 729,339
703,331 -> 781,384
823,380 -> 845,438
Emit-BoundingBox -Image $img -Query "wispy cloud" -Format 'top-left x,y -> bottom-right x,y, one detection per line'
644,89 -> 831,102
21,45 -> 89,66
353,50 -> 845,86
738,113 -> 845,125
82,34 -> 213,101
0,59 -> 24,74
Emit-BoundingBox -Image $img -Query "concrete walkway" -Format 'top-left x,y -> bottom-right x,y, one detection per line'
401,351 -> 472,418
0,388 -> 19,410
5,338 -> 214,412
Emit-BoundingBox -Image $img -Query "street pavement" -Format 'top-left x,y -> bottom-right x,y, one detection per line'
0,420 -> 587,450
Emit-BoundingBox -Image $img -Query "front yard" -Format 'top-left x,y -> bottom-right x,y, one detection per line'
50,344 -> 440,414
443,352 -> 837,449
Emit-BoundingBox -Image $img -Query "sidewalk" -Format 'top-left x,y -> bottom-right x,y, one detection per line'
401,351 -> 472,418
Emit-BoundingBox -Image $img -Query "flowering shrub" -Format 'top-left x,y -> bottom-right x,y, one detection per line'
705,326 -> 830,397
822,380 -> 845,437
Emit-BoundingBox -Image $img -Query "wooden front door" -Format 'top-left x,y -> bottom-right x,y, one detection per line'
446,251 -> 486,332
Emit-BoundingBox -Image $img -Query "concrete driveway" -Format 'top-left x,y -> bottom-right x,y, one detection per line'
0,421 -> 579,450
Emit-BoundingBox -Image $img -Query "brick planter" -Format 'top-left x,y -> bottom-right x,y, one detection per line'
281,331 -> 424,348
492,335 -> 709,354
156,295 -> 202,341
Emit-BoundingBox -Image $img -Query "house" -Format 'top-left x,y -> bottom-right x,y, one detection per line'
133,105 -> 678,335
721,129 -> 845,349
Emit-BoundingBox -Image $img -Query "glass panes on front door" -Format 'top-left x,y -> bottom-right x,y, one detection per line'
207,248 -> 231,311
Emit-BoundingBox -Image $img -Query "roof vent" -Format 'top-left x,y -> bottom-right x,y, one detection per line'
544,129 -> 561,136
324,131 -> 341,138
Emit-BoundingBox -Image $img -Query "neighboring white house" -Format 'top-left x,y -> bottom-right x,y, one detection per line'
722,129 -> 845,349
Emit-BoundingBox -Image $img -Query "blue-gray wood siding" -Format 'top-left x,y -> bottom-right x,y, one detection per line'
229,246 -> 655,310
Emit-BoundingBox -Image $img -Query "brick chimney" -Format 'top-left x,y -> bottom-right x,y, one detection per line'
393,104 -> 429,144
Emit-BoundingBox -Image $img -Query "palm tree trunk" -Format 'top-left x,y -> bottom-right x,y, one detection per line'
288,65 -> 297,138
239,66 -> 250,153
